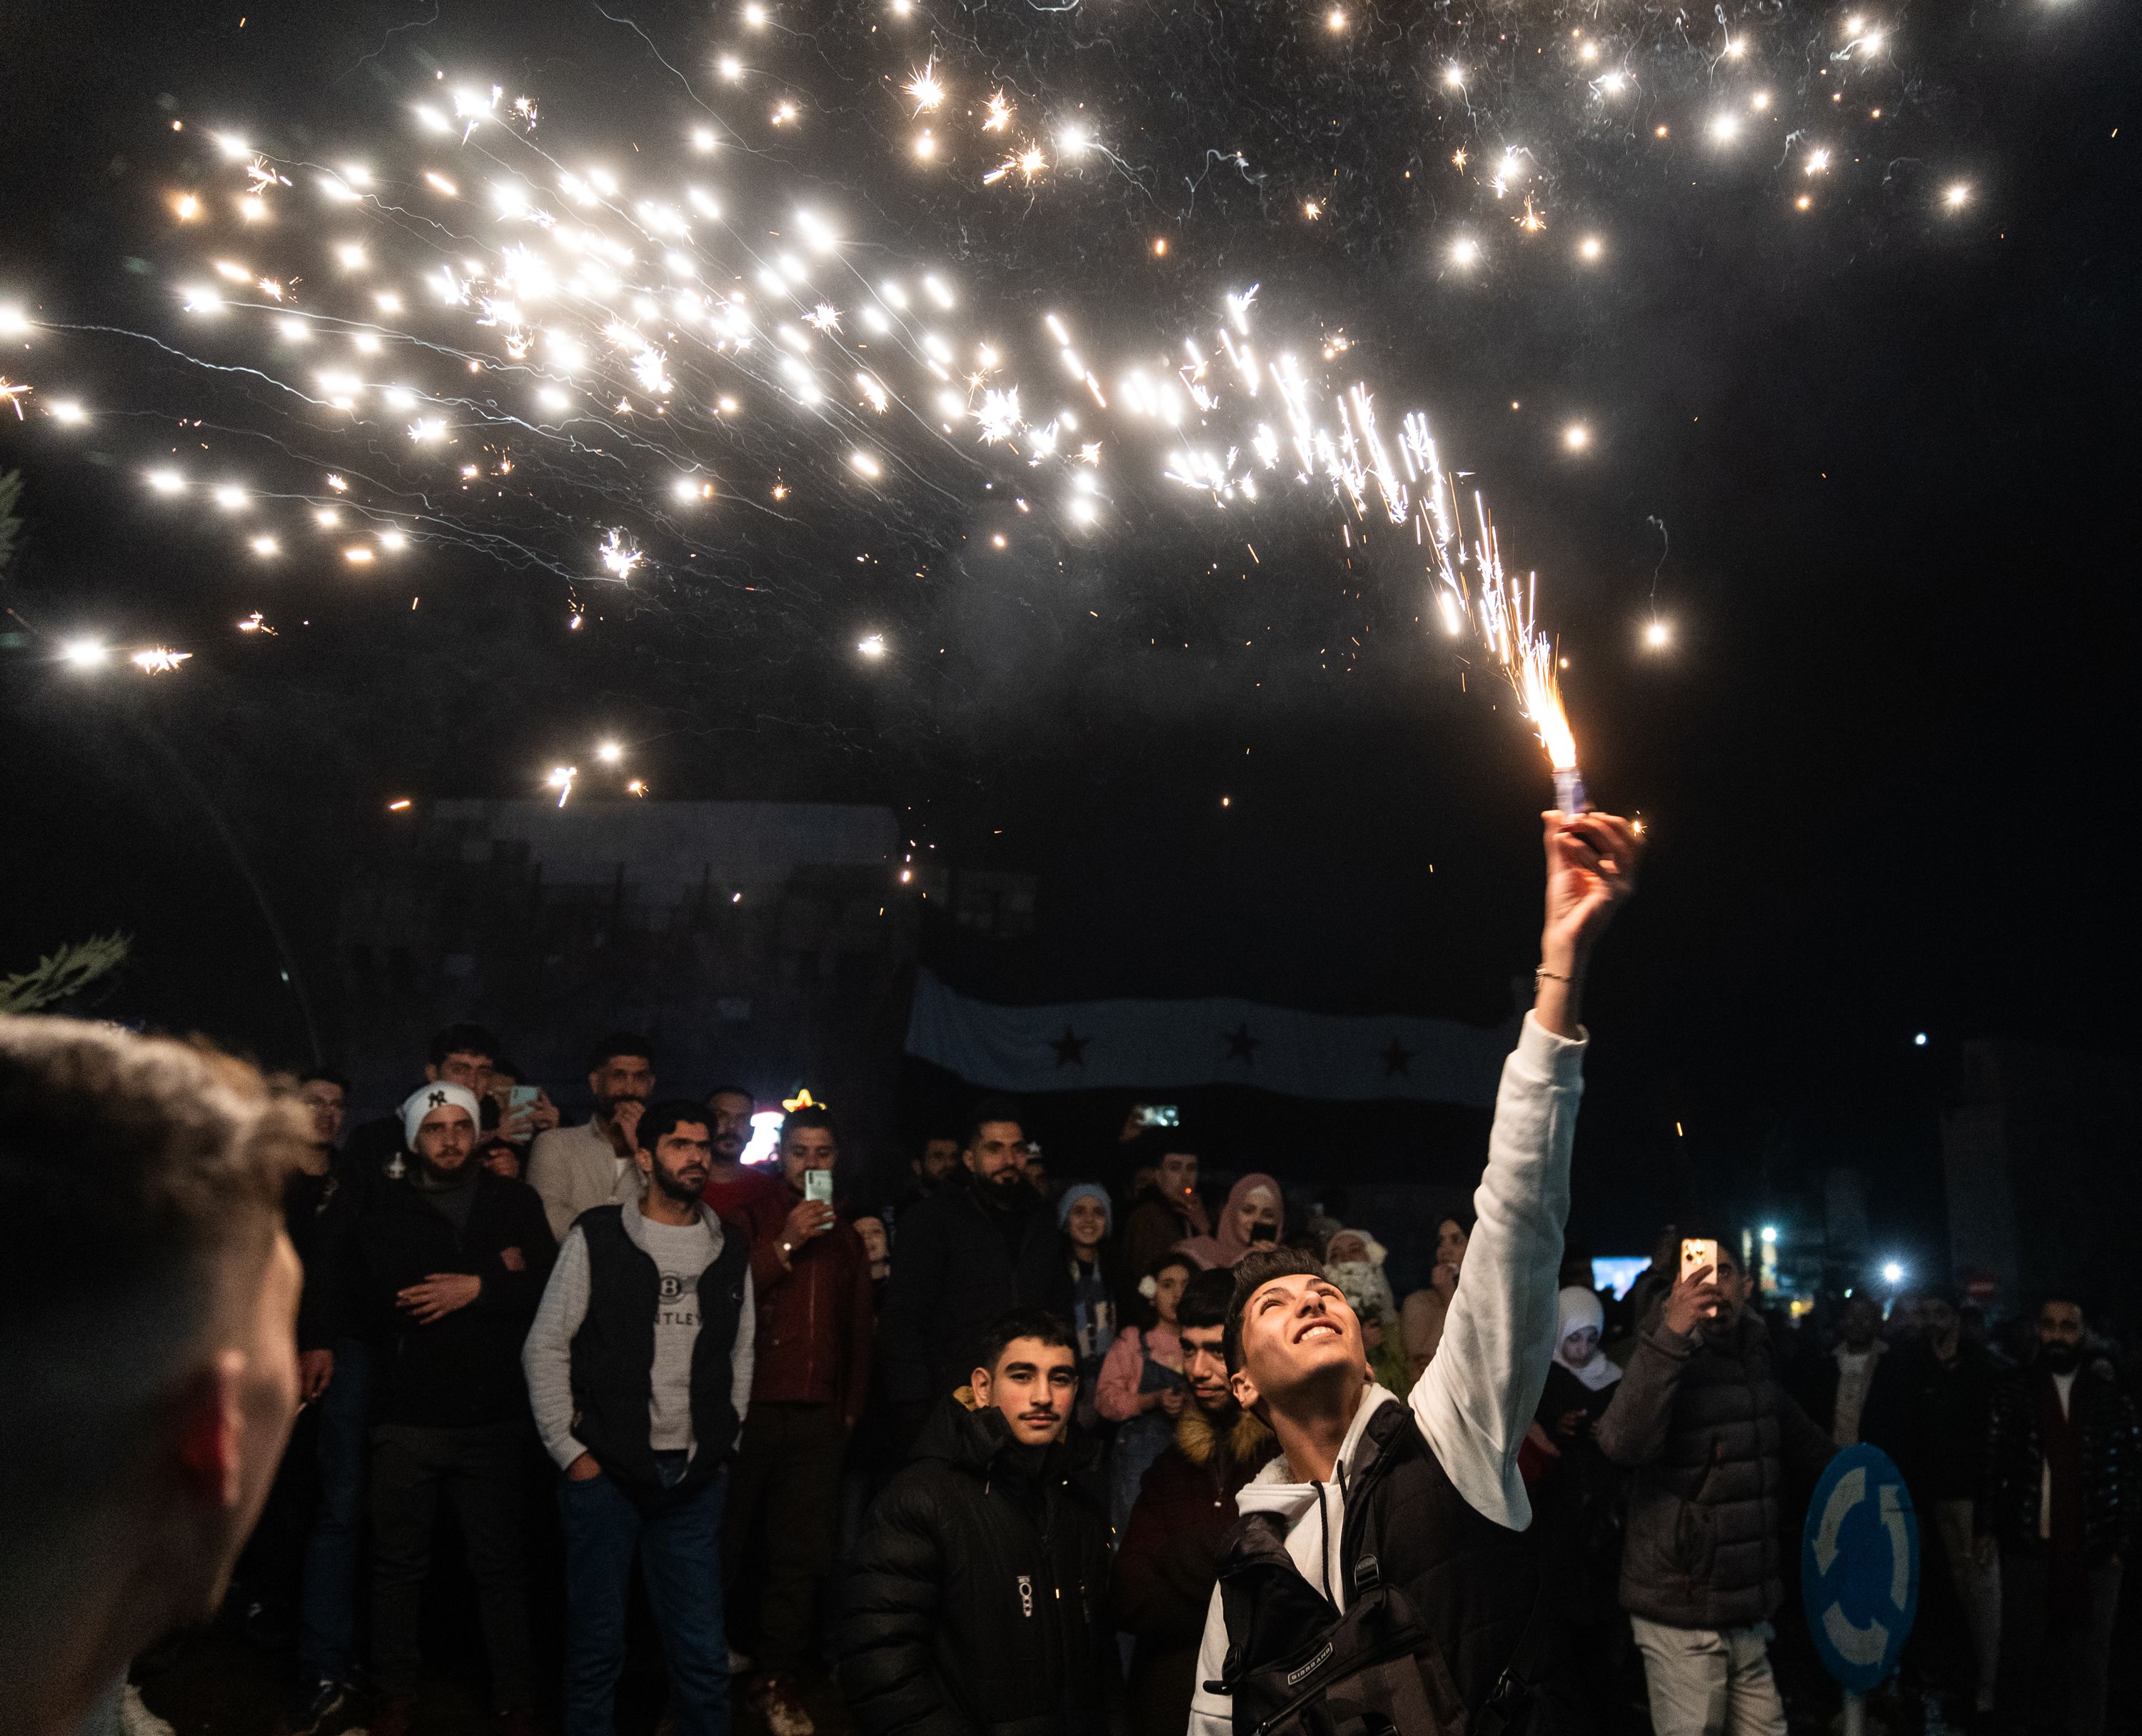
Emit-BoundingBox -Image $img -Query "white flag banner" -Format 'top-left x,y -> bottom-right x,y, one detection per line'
904,969 -> 1513,1107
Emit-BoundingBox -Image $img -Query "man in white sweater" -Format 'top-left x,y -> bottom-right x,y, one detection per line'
523,1099 -> 756,1736
1190,808 -> 1641,1735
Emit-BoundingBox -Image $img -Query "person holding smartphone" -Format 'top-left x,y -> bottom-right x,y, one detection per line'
1594,1233 -> 1836,1736
723,1105 -> 875,1736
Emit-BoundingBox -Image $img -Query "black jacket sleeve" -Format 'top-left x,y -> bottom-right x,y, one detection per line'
1594,1320 -> 1696,1468
474,1183 -> 558,1319
837,1473 -> 980,1736
880,1205 -> 950,1412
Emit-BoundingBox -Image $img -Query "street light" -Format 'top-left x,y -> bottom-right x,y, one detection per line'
1881,1260 -> 1905,1285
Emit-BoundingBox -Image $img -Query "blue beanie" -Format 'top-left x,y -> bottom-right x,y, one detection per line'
1057,1182 -> 1112,1235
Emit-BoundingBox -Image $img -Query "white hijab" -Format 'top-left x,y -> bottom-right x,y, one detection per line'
1552,1285 -> 1620,1392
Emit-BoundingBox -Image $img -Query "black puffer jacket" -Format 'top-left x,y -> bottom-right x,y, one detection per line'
878,1177 -> 1073,1414
1984,1360 -> 2141,1562
838,1393 -> 1115,1736
1594,1308 -> 1834,1628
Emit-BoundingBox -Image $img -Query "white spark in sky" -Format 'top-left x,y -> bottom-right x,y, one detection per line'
906,61 -> 945,113
975,387 -> 1022,443
599,529 -> 644,578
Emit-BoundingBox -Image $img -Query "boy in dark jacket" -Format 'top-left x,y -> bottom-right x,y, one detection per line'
1595,1239 -> 1834,1736
838,1308 -> 1117,1735
343,1083 -> 555,1736
1113,1270 -> 1274,1736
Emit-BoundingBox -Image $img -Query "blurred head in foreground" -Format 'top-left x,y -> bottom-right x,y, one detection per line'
0,1016 -> 310,1736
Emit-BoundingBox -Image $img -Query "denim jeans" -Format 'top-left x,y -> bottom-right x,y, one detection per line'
296,1337 -> 370,1685
560,1454 -> 730,1736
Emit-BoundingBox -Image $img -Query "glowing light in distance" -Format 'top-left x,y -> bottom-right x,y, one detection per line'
850,450 -> 883,478
1562,423 -> 1589,451
0,305 -> 31,336
343,546 -> 376,564
596,741 -> 623,764
61,638 -> 110,669
172,193 -> 201,221
336,242 -> 366,269
1709,113 -> 1741,143
907,61 -> 945,112
1914,1031 -> 1929,1046
1760,1226 -> 1779,1244
1325,8 -> 1346,29
423,171 -> 457,196
1723,36 -> 1746,58
1881,1260 -> 1904,1284
743,1 -> 767,22
49,399 -> 86,424
912,129 -> 936,160
212,484 -> 248,511
1644,620 -> 1671,649
1599,71 -> 1626,94
1058,121 -> 1092,158
1751,90 -> 1771,111
146,468 -> 186,495
857,633 -> 887,658
1067,496 -> 1098,525
1442,64 -> 1464,87
1944,181 -> 1971,209
131,648 -> 192,674
1448,236 -> 1481,267
1578,234 -> 1603,261
718,54 -> 743,80
691,126 -> 718,152
251,535 -> 280,556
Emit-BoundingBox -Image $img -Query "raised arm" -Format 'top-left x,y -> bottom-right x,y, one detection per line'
1413,810 -> 1641,1529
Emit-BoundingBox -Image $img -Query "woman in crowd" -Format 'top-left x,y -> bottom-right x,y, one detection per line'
1058,1183 -> 1122,1433
1531,1285 -> 1637,1734
1401,1207 -> 1474,1380
1323,1228 -> 1410,1394
1096,1255 -> 1192,1537
1174,1173 -> 1282,1270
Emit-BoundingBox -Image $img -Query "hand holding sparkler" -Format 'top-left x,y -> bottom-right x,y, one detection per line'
1534,809 -> 1643,1039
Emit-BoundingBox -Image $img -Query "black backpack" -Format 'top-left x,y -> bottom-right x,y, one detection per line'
1211,1526 -> 1471,1736
1206,1408 -> 1552,1736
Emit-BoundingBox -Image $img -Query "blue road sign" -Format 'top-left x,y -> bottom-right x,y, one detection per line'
1801,1443 -> 1920,1692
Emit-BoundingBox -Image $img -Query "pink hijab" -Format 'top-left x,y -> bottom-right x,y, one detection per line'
1177,1173 -> 1285,1270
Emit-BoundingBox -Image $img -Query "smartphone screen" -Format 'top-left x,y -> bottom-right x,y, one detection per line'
804,1170 -> 835,1205
1680,1238 -> 1719,1278
503,1085 -> 540,1143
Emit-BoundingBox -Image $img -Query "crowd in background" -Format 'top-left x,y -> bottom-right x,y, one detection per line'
213,1016 -> 2139,1736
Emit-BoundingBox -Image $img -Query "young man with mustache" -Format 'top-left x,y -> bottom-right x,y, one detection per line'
523,1100 -> 758,1736
838,1309 -> 1115,1735
1191,809 -> 1642,1735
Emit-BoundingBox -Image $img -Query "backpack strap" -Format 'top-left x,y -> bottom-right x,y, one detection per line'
1470,1575 -> 1556,1736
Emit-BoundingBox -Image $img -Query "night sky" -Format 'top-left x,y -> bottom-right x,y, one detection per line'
5,0 -> 2139,1260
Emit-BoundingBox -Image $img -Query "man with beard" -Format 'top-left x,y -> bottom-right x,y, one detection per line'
1114,1269 -> 1276,1736
346,1083 -> 556,1736
523,1100 -> 757,1736
1983,1293 -> 2141,1736
838,1310 -> 1115,1735
723,1105 -> 875,1736
700,1082 -> 787,1241
528,1032 -> 658,1241
877,1097 -> 1072,1435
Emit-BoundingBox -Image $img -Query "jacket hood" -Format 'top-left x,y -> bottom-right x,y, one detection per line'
1235,1380 -> 1399,1522
1177,1400 -> 1273,1467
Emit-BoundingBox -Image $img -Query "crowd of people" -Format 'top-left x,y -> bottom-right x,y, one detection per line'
6,808 -> 2138,1736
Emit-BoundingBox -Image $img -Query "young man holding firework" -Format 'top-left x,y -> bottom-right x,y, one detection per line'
1190,808 -> 1641,1736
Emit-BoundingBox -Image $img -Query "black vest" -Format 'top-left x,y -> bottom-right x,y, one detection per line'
568,1205 -> 749,1502
1215,1399 -> 1545,1735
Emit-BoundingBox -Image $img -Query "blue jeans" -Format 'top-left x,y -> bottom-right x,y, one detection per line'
297,1338 -> 370,1685
560,1454 -> 730,1736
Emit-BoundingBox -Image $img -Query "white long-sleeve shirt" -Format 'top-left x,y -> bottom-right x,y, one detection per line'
521,1195 -> 755,1471
1188,1013 -> 1586,1734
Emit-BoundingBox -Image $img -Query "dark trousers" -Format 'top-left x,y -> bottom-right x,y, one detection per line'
297,1338 -> 370,1685
560,1455 -> 730,1736
721,1402 -> 847,1673
369,1421 -> 535,1710
1996,1550 -> 2122,1736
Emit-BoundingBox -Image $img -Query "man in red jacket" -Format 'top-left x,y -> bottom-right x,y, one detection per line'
724,1105 -> 875,1736
1114,1269 -> 1277,1736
